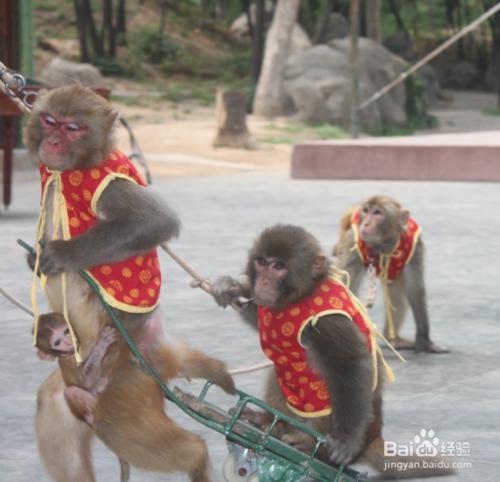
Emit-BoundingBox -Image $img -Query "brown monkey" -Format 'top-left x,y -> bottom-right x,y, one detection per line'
35,313 -> 131,482
333,195 -> 448,353
212,224 -> 454,478
26,85 -> 235,482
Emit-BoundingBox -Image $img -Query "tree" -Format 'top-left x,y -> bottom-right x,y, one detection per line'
253,0 -> 301,117
73,0 -> 127,62
366,0 -> 381,42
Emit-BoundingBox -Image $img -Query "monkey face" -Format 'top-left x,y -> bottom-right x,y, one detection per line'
359,198 -> 410,247
253,256 -> 288,307
359,204 -> 387,245
38,113 -> 89,170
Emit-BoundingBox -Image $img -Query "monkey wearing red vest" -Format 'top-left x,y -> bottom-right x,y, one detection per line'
25,85 -> 235,482
212,224 -> 454,478
333,195 -> 448,353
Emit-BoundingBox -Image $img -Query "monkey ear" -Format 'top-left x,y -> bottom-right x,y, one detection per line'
399,209 -> 410,228
312,255 -> 328,277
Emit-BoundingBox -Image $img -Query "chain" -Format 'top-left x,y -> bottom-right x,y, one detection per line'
364,262 -> 377,309
0,60 -> 38,112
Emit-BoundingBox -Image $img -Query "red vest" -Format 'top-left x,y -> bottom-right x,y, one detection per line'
258,277 -> 372,418
351,208 -> 421,281
39,151 -> 161,313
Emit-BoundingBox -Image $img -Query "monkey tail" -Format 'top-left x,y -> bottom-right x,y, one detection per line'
362,436 -> 456,479
333,207 -> 356,256
176,344 -> 236,395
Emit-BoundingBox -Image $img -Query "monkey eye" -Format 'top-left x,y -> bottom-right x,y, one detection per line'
54,339 -> 61,346
64,328 -> 70,336
40,113 -> 57,127
362,206 -> 369,214
65,122 -> 84,132
373,208 -> 383,216
273,261 -> 286,270
255,257 -> 267,267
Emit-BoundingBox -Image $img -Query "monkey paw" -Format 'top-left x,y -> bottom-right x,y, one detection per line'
40,240 -> 76,275
326,433 -> 362,466
212,276 -> 245,308
415,337 -> 450,354
100,326 -> 119,346
281,431 -> 316,453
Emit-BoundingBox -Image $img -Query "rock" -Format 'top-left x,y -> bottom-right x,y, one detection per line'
230,7 -> 311,55
316,13 -> 350,43
284,38 -> 407,129
417,64 -> 443,106
40,57 -> 105,88
383,32 -> 417,62
440,60 -> 480,90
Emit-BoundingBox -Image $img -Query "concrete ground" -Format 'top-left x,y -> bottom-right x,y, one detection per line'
1,167 -> 499,481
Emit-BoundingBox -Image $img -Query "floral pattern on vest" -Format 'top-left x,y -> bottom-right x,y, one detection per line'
258,277 -> 372,418
351,208 -> 421,281
39,151 -> 161,313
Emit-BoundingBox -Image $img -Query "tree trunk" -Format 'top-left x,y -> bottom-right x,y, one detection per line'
116,0 -> 127,39
82,0 -> 104,57
213,89 -> 257,149
387,0 -> 410,38
313,0 -> 334,44
251,0 -> 266,83
365,0 -> 381,42
73,0 -> 90,62
491,15 -> 500,107
103,0 -> 115,57
253,0 -> 301,117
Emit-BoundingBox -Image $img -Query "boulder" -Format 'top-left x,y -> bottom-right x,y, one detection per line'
40,57 -> 105,88
383,32 -> 417,62
439,60 -> 480,89
316,12 -> 350,43
284,38 -> 407,130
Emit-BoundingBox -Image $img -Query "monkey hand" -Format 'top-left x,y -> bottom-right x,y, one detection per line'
36,349 -> 57,362
212,276 -> 248,308
326,431 -> 363,466
40,240 -> 80,275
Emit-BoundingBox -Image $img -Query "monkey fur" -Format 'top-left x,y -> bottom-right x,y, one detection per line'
334,195 -> 449,353
212,224 -> 454,478
27,85 -> 234,482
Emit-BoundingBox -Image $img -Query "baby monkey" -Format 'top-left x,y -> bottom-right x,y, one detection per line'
35,313 -> 130,482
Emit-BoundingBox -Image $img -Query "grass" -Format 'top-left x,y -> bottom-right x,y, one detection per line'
481,108 -> 500,116
260,121 -> 348,145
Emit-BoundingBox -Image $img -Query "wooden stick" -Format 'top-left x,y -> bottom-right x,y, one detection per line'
0,287 -> 34,316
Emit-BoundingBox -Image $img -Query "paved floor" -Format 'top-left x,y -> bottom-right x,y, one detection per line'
1,168 -> 499,481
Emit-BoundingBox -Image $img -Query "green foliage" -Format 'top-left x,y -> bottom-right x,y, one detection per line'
481,108 -> 500,116
131,28 -> 179,65
312,123 -> 349,139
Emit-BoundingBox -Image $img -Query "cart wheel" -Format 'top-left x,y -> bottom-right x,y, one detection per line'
223,455 -> 257,482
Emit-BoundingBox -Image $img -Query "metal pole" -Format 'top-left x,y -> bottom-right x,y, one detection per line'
350,0 -> 360,139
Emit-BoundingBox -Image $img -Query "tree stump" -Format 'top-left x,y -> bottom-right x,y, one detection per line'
213,89 -> 257,149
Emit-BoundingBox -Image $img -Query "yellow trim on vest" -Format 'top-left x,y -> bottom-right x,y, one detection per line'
32,170 -> 82,364
90,173 -> 139,215
287,402 -> 332,418
84,271 -> 159,314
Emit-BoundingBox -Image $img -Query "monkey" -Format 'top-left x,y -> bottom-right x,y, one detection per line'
333,195 -> 449,354
211,224 -> 454,478
25,85 -> 235,482
35,312 -> 131,482
34,311 -> 76,358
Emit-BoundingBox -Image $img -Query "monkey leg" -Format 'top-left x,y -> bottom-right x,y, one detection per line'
385,277 -> 415,350
36,369 -> 97,482
64,386 -> 98,425
94,371 -> 212,482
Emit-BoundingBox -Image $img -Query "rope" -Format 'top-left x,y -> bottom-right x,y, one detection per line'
357,2 -> 500,112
